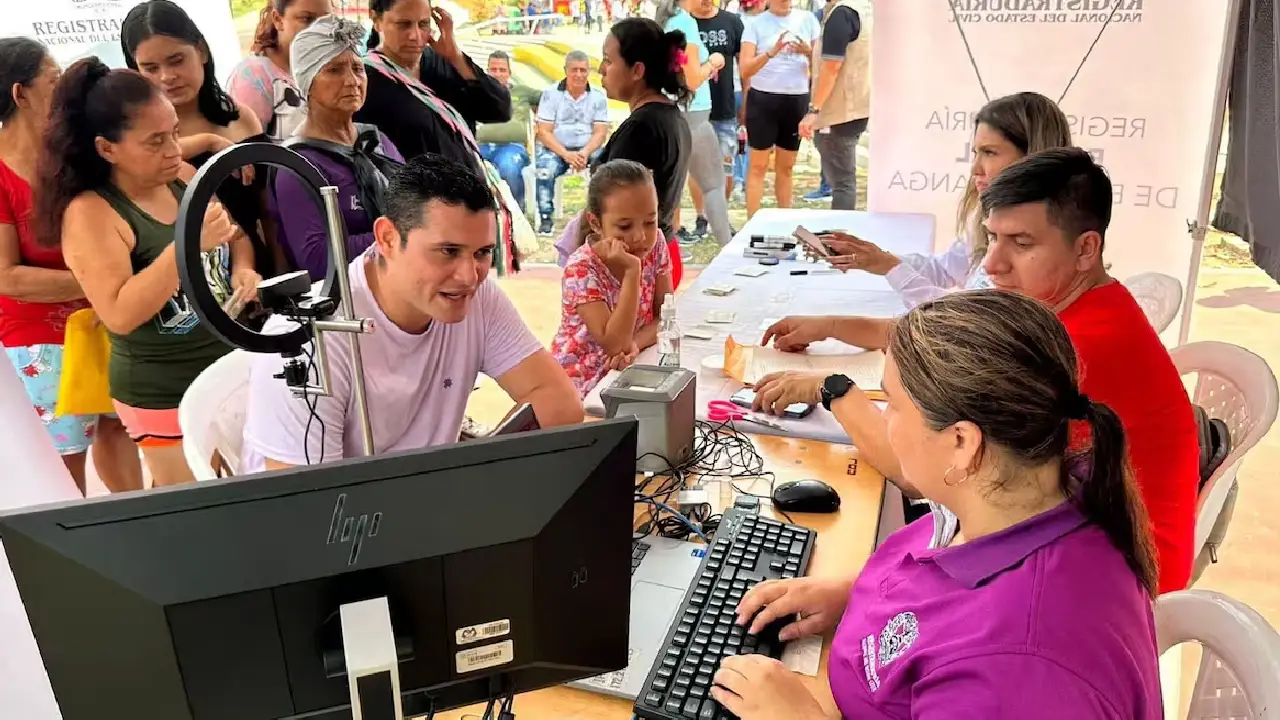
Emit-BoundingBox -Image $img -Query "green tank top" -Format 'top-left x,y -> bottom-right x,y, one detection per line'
98,181 -> 232,410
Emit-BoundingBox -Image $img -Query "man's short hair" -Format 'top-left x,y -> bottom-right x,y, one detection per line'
980,147 -> 1113,245
564,50 -> 591,68
488,50 -> 510,64
385,154 -> 496,243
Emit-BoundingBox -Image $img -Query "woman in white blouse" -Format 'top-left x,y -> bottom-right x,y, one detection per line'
819,91 -> 1072,309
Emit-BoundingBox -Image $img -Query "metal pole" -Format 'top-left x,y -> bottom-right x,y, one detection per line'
320,186 -> 376,457
1178,0 -> 1245,344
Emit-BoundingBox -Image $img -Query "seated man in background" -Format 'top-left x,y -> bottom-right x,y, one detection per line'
242,154 -> 583,472
752,148 -> 1198,594
477,51 -> 542,216
534,51 -> 610,234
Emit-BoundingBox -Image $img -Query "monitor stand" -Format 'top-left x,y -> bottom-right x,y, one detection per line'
340,597 -> 405,720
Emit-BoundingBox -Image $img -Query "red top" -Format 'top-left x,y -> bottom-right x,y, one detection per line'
0,161 -> 89,347
1060,282 -> 1197,593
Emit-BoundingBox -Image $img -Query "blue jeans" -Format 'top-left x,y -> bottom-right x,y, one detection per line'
479,143 -> 531,214
535,146 -> 603,220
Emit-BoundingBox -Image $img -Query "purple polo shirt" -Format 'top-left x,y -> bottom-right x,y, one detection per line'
827,502 -> 1162,719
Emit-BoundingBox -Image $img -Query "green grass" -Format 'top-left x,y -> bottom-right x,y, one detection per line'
230,0 -> 265,18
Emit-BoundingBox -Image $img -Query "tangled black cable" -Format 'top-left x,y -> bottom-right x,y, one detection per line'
634,418 -> 790,541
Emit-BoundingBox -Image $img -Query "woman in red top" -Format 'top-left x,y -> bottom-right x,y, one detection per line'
0,38 -> 141,495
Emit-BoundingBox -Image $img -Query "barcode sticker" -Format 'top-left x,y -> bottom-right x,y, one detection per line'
455,619 -> 511,646
455,640 -> 514,673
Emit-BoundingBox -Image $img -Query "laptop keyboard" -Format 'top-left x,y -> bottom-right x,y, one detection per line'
632,506 -> 815,720
632,540 -> 651,575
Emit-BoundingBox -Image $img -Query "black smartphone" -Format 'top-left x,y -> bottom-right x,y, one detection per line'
729,389 -> 814,418
491,403 -> 540,436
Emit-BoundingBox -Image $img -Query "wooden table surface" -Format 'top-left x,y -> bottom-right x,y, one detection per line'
434,434 -> 886,720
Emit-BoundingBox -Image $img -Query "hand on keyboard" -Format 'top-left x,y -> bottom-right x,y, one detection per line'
708,654 -> 828,720
633,508 -> 817,720
735,576 -> 853,642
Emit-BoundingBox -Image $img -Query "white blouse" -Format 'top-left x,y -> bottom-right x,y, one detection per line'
884,235 -> 992,310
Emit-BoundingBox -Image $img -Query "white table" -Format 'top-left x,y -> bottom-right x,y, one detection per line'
586,209 -> 935,444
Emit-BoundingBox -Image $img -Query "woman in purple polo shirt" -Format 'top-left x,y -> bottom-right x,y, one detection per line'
716,290 -> 1163,719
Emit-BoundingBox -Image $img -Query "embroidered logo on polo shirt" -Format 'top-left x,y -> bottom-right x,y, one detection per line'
861,611 -> 920,693
878,611 -> 920,666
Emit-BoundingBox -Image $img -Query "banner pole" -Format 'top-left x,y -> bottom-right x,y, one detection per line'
1178,0 -> 1245,344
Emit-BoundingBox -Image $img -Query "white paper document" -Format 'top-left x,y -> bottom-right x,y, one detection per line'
741,347 -> 886,388
781,634 -> 823,676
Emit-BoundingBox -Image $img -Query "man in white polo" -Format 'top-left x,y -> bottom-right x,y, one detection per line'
533,50 -> 610,234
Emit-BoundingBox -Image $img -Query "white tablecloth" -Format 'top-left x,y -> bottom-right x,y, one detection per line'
586,209 -> 935,443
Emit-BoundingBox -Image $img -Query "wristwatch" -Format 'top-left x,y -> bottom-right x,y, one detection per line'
820,374 -> 854,411
807,104 -> 821,115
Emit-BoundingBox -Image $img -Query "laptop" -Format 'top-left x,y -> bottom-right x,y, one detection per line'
567,535 -> 706,698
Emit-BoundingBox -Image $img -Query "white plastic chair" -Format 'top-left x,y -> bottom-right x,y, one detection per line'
1170,342 -> 1279,581
1157,589 -> 1280,719
177,350 -> 256,480
1124,272 -> 1184,333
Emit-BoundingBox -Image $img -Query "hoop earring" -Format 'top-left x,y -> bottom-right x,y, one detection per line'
942,464 -> 970,487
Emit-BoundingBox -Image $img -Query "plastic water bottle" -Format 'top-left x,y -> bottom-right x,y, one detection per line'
657,294 -> 681,367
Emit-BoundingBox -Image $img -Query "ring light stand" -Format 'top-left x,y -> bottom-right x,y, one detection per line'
176,142 -> 375,457
178,144 -> 397,719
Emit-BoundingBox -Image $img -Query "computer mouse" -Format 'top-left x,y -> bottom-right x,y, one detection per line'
771,479 -> 841,514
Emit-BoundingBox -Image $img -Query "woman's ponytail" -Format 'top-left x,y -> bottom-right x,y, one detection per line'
33,58 -> 112,248
659,30 -> 693,108
1072,396 -> 1159,596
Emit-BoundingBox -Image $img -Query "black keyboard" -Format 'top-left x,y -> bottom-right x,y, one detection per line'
633,506 -> 815,720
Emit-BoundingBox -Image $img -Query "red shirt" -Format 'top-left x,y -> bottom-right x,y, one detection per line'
0,161 -> 88,347
1059,282 -> 1197,593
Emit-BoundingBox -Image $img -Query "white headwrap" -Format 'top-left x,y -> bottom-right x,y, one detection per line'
290,14 -> 367,101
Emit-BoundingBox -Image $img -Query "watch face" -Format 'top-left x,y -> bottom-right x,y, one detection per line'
825,374 -> 852,396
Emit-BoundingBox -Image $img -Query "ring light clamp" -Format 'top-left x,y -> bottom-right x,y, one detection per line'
176,142 -> 375,457
176,142 -> 336,354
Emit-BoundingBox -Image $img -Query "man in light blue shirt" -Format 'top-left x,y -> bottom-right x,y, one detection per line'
534,51 -> 610,233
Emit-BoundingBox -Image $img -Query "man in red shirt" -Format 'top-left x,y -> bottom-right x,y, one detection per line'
751,148 -> 1197,593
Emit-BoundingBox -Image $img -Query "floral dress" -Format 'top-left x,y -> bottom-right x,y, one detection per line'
551,238 -> 673,395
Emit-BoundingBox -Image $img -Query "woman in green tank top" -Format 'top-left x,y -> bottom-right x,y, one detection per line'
33,59 -> 260,487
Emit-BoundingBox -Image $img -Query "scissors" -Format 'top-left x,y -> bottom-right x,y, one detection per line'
706,400 -> 784,430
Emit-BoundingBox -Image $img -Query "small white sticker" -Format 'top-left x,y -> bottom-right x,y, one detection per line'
455,640 -> 514,674
455,619 -> 511,646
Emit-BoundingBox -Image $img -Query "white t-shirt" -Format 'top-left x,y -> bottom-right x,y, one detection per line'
741,9 -> 821,95
241,249 -> 544,471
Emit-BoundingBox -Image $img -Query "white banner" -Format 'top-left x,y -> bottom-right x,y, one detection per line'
5,0 -> 241,83
0,359 -> 83,720
867,1 -> 1231,306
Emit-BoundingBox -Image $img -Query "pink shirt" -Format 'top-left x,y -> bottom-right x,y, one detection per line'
241,249 -> 543,470
551,238 -> 672,395
828,503 -> 1162,719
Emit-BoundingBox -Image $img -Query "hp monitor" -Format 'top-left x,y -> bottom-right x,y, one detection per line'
0,418 -> 638,720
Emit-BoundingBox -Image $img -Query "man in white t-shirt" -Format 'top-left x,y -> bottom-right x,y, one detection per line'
241,155 -> 583,472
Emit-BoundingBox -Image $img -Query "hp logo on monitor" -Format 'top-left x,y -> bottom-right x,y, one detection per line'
327,494 -> 382,566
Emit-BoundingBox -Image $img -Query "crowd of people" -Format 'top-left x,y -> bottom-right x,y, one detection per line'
0,0 -> 1200,716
